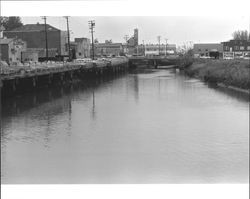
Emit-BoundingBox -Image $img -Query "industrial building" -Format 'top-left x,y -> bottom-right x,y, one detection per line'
94,41 -> 124,57
3,23 -> 68,61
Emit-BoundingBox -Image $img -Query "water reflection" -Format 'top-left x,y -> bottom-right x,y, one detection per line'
92,91 -> 96,120
1,69 -> 249,184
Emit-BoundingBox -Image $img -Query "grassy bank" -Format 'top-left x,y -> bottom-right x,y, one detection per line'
184,59 -> 250,90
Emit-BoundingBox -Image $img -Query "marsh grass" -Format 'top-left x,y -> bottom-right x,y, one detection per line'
185,59 -> 250,89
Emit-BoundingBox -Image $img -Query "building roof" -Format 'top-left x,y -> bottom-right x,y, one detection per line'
221,40 -> 250,44
96,43 -> 123,47
5,24 -> 60,32
75,38 -> 90,42
0,38 -> 13,44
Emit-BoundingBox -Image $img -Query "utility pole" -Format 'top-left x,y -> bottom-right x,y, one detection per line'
41,16 -> 48,62
165,38 -> 168,57
124,35 -> 129,54
88,20 -> 95,60
64,16 -> 71,61
157,36 -> 161,56
142,40 -> 145,56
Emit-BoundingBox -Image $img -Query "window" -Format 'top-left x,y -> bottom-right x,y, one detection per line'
240,46 -> 245,50
247,46 -> 250,50
234,46 -> 239,50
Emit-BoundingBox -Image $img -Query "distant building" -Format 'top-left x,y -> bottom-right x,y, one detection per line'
94,41 -> 124,57
3,23 -> 68,60
145,44 -> 177,56
123,29 -> 139,55
193,43 -> 223,58
222,40 -> 250,59
127,29 -> 139,47
0,37 -> 27,64
74,38 -> 91,58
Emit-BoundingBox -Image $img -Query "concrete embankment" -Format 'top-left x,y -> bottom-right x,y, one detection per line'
183,59 -> 250,94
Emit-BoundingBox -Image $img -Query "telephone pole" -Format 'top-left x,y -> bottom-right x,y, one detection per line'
42,16 -> 48,62
142,40 -> 145,56
165,38 -> 168,57
88,20 -> 95,60
64,16 -> 71,61
157,36 -> 161,56
124,35 -> 129,54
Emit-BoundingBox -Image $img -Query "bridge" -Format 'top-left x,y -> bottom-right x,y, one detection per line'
128,56 -> 180,69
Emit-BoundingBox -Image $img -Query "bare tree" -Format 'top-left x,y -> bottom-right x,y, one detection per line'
232,30 -> 249,40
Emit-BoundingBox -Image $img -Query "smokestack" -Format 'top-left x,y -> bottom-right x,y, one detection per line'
134,28 -> 138,46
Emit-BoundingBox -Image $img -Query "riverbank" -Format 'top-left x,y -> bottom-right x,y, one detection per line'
184,59 -> 250,93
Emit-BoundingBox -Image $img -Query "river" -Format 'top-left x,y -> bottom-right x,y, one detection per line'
1,69 -> 249,183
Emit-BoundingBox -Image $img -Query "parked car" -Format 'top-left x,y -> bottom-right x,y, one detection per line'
200,56 -> 211,59
223,56 -> 234,60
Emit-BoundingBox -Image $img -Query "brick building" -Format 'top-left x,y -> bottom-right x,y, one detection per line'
3,23 -> 68,60
221,40 -> 250,59
193,43 -> 223,58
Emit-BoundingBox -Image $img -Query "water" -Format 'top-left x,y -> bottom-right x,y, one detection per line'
1,69 -> 249,184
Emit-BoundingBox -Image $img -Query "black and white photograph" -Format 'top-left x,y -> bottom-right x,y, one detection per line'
0,0 -> 249,199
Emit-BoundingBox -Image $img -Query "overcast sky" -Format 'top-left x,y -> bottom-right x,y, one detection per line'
21,16 -> 250,46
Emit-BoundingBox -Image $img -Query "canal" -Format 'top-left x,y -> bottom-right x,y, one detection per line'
0,69 -> 249,183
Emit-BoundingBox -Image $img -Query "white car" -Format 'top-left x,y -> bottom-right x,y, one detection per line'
223,56 -> 234,60
200,56 -> 211,59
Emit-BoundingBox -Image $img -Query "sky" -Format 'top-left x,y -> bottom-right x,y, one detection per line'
21,16 -> 250,47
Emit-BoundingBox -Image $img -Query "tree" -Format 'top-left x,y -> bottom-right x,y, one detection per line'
0,17 -> 23,31
232,30 -> 249,41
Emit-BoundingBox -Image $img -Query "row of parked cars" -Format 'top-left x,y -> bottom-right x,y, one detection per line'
1,57 -> 129,77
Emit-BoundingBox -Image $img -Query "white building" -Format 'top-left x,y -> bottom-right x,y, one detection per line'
145,44 -> 176,56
